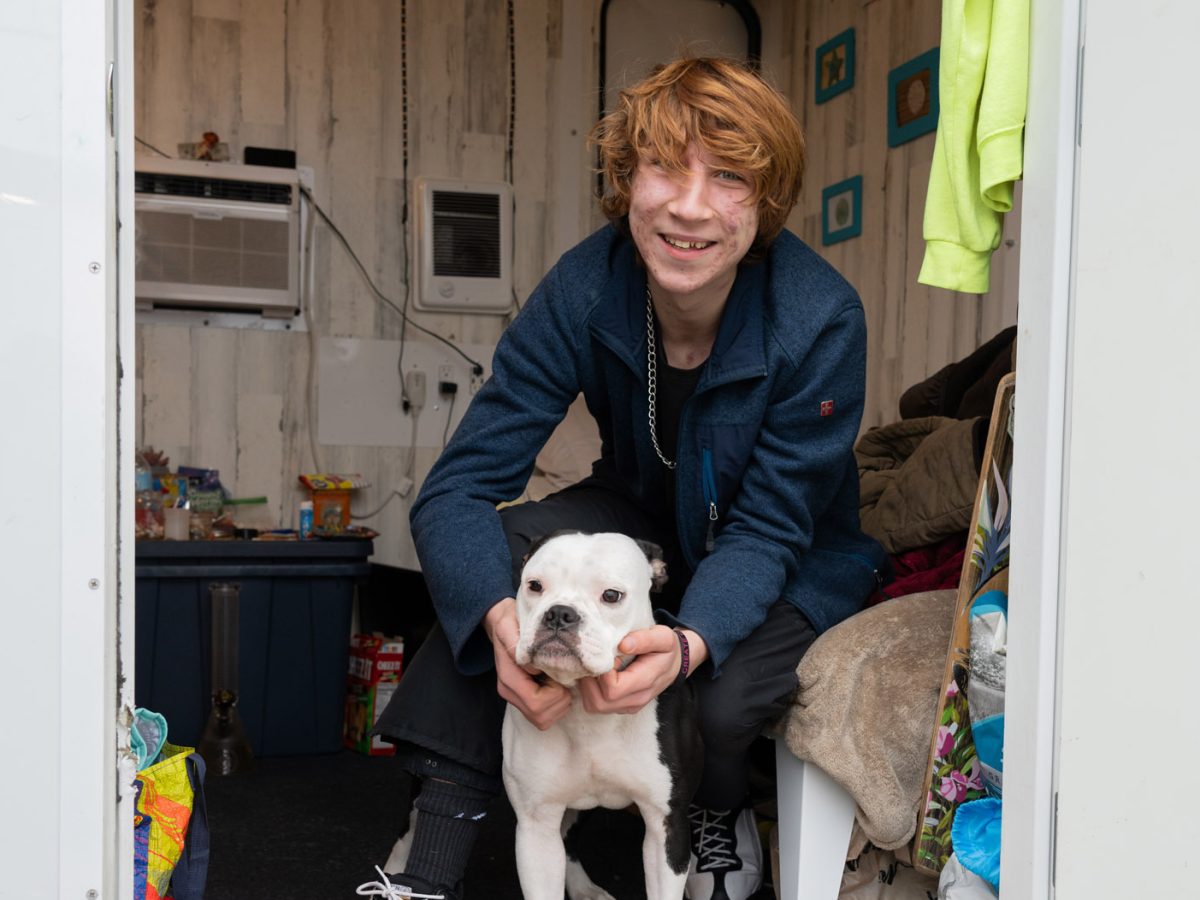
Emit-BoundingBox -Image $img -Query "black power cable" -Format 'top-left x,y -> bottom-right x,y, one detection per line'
135,135 -> 172,158
300,186 -> 485,375
507,0 -> 516,186
395,0 -> 414,410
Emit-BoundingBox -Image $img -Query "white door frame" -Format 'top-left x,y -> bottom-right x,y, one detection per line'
1003,0 -> 1082,895
0,0 -> 133,896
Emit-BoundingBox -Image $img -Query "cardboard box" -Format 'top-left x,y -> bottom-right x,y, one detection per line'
312,488 -> 352,532
298,474 -> 368,534
344,634 -> 405,756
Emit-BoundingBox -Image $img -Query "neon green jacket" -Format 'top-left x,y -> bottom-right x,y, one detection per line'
918,0 -> 1029,294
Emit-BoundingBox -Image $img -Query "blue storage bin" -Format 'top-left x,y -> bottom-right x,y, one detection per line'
135,539 -> 372,756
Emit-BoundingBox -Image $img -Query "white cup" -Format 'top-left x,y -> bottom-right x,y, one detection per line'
163,507 -> 190,541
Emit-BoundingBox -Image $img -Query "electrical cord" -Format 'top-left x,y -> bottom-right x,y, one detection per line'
300,180 -> 325,473
506,0 -> 516,186
395,0 -> 414,411
135,135 -> 172,158
441,390 -> 457,448
505,0 -> 522,323
350,379 -> 424,525
299,186 -> 485,375
352,488 -> 404,520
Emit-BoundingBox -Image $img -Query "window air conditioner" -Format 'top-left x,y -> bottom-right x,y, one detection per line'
134,158 -> 301,318
414,177 -> 513,314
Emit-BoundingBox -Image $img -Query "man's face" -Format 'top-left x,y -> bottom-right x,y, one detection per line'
628,142 -> 759,304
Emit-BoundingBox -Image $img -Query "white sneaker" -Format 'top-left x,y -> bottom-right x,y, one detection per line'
684,805 -> 764,900
354,866 -> 449,899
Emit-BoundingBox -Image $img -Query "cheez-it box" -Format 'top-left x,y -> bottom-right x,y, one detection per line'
344,633 -> 405,756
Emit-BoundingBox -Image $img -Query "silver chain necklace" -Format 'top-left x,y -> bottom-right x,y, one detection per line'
645,284 -> 676,470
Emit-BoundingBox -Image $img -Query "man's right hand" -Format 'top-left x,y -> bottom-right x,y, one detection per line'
483,597 -> 572,731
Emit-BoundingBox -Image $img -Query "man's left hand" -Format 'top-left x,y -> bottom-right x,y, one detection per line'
577,625 -> 708,715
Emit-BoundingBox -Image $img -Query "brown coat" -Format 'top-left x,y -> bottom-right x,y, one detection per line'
855,416 -> 981,554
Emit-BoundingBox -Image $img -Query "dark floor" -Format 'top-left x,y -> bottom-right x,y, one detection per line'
201,749 -> 779,899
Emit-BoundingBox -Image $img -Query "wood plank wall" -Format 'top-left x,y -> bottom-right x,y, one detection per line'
785,0 -> 1020,431
134,0 -> 1020,569
134,0 -> 565,568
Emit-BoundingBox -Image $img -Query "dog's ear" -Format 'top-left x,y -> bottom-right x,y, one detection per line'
633,539 -> 669,593
522,529 -> 584,566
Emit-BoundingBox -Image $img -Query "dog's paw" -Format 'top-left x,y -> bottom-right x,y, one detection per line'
382,809 -> 416,873
566,888 -> 617,900
565,861 -> 617,900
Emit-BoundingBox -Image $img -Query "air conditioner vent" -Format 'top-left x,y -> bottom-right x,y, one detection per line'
414,177 -> 512,314
134,171 -> 293,206
432,190 -> 501,279
133,158 -> 302,318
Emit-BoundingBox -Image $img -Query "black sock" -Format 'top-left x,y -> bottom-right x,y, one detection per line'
403,777 -> 491,888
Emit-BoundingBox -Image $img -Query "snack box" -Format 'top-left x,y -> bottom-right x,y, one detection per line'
344,634 -> 405,756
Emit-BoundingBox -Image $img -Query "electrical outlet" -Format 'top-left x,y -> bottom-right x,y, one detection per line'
404,368 -> 427,414
469,371 -> 485,394
438,364 -> 454,384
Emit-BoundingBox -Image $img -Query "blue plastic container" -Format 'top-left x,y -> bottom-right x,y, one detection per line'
135,539 -> 372,756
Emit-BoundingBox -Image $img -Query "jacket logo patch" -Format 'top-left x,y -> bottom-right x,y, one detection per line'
819,400 -> 834,417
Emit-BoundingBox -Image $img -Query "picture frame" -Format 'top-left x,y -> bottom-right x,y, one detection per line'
815,28 -> 855,104
887,47 -> 940,147
821,176 -> 863,246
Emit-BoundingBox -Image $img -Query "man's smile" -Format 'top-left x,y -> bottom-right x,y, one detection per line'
662,235 -> 715,251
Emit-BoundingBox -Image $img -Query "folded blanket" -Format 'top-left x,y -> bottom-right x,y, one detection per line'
781,589 -> 956,853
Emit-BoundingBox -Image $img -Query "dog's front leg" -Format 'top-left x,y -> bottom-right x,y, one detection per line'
514,803 -> 568,900
640,809 -> 689,900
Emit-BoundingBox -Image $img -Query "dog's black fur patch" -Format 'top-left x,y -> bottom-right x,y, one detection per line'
656,674 -> 704,874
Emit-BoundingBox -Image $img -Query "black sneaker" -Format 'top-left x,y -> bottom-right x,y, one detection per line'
684,805 -> 763,900
354,867 -> 460,900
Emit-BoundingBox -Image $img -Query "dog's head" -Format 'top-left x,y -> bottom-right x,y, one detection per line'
513,532 -> 667,686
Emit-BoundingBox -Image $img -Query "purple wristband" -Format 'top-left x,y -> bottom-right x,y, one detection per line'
675,630 -> 690,679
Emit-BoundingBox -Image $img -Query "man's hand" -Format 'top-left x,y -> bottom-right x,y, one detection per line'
483,597 -> 572,730
577,625 -> 709,715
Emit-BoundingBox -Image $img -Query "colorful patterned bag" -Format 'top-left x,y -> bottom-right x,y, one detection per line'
914,375 -> 1013,875
133,741 -> 209,900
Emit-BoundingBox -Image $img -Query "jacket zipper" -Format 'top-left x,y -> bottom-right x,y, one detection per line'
818,547 -> 885,589
701,448 -> 719,552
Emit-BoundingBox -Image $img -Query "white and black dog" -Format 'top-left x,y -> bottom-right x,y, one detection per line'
502,531 -> 702,900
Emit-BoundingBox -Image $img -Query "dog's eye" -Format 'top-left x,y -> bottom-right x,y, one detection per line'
527,579 -> 543,594
601,589 -> 623,604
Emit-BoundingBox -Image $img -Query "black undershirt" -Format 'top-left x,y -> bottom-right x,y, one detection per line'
656,350 -> 704,526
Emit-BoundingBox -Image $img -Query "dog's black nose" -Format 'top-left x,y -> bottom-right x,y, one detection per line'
542,604 -> 580,632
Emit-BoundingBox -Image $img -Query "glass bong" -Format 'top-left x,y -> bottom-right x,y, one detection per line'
198,582 -> 254,775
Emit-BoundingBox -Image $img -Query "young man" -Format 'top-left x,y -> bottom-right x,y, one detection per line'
362,57 -> 888,900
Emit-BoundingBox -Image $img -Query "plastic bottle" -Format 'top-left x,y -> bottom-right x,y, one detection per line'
298,500 -> 314,539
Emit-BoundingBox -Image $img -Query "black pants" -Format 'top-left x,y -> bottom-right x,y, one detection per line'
375,481 -> 817,809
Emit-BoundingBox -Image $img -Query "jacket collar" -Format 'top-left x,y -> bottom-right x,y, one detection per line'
589,235 -> 768,389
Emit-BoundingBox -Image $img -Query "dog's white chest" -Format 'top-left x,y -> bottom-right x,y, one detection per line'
502,697 -> 673,813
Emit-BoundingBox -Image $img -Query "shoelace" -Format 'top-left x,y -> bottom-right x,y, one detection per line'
690,807 -> 740,871
355,866 -> 445,899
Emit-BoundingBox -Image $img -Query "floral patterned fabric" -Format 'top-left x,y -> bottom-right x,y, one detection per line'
914,375 -> 1013,875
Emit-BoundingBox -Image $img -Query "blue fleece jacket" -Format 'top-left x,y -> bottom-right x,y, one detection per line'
411,225 -> 888,675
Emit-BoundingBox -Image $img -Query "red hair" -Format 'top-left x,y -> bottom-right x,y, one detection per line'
591,57 -> 806,259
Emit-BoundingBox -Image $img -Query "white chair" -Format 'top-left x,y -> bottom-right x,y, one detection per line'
772,737 -> 857,900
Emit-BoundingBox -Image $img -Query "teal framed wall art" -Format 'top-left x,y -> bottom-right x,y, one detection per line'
821,176 -> 862,245
815,28 -> 855,104
888,47 -> 940,146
